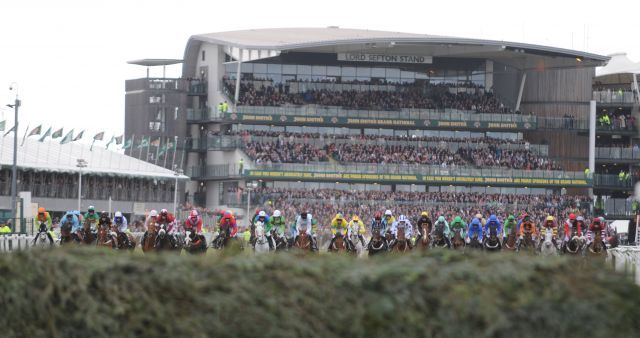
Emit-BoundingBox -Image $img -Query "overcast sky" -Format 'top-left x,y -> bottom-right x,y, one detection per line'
1,0 -> 638,143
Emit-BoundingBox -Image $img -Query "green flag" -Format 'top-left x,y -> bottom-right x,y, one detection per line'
158,143 -> 169,156
122,138 -> 133,150
38,127 -> 52,142
3,125 -> 15,136
51,127 -> 64,139
60,129 -> 74,144
73,130 -> 84,142
137,137 -> 149,149
93,131 -> 105,141
115,135 -> 123,145
0,120 -> 5,132
28,125 -> 42,137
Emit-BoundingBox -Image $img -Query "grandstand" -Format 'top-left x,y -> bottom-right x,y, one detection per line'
0,136 -> 189,232
124,27 -> 639,223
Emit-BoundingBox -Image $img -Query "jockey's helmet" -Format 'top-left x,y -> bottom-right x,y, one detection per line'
258,211 -> 267,218
576,216 -> 584,222
149,210 -> 158,218
160,209 -> 168,217
507,215 -> 515,221
384,210 -> 392,217
374,212 -> 382,221
273,210 -> 281,218
398,215 -> 407,223
421,211 -> 428,218
546,216 -> 554,222
437,216 -> 446,223
300,212 -> 308,219
38,207 -> 46,215
88,206 -> 95,213
351,215 -> 360,222
569,213 -> 576,221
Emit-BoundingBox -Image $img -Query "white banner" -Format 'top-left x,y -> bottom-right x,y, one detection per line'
338,53 -> 432,64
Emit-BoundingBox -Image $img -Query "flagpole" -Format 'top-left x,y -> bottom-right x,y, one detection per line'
138,136 -> 144,159
179,137 -> 187,171
145,137 -> 151,162
154,137 -> 162,165
163,137 -> 169,168
20,124 -> 29,146
171,136 -> 178,170
128,134 -> 136,157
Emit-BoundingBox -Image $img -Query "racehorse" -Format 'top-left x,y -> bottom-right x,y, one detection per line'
211,222 -> 231,250
32,223 -> 54,248
431,223 -> 448,249
77,218 -> 97,245
293,231 -> 313,253
563,227 -> 583,255
483,225 -> 501,252
59,221 -> 76,246
539,229 -> 558,256
503,224 -> 518,252
347,222 -> 364,256
183,230 -> 207,254
253,221 -> 270,254
451,228 -> 465,251
368,229 -> 388,256
113,226 -> 136,251
271,227 -> 289,251
518,231 -> 535,254
468,234 -> 483,251
328,230 -> 347,253
142,218 -> 157,253
586,231 -> 606,258
96,222 -> 116,249
390,226 -> 411,253
155,223 -> 179,252
416,222 -> 431,250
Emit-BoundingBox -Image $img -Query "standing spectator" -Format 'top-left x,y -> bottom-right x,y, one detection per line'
239,158 -> 244,174
222,100 -> 229,113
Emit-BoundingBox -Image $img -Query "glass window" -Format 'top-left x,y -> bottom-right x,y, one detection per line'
297,65 -> 312,75
342,67 -> 356,76
267,64 -> 282,74
225,63 -> 236,73
356,67 -> 371,77
386,68 -> 400,78
401,71 -> 415,79
283,64 -> 297,74
371,67 -> 386,77
327,66 -> 341,76
312,66 -> 326,76
253,63 -> 267,73
241,63 -> 253,73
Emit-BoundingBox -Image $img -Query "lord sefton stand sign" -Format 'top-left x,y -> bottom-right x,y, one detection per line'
338,53 -> 433,64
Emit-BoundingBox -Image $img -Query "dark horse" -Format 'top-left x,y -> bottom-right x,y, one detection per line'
155,223 -> 179,252
431,223 -> 449,249
183,230 -> 207,254
451,228 -> 465,251
59,221 -> 76,246
518,231 -> 535,254
483,224 -> 501,252
563,227 -> 583,256
586,231 -> 606,258
368,229 -> 388,256
503,224 -> 518,252
211,223 -> 231,250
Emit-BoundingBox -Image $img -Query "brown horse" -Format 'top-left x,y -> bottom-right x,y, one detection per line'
391,227 -> 411,253
518,231 -> 535,254
503,224 -> 518,251
451,228 -> 465,251
416,222 -> 431,250
59,221 -> 76,246
328,231 -> 347,253
96,222 -> 116,249
112,224 -> 136,250
142,218 -> 157,253
294,231 -> 313,252
587,231 -> 606,257
76,218 -> 96,245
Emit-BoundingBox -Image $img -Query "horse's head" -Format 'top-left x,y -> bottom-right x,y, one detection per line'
157,223 -> 166,238
255,221 -> 265,237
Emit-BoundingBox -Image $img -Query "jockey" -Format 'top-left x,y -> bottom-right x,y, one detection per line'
503,215 -> 517,242
60,211 -> 81,234
98,211 -> 117,244
539,215 -> 558,246
144,210 -> 159,232
84,206 -> 100,230
254,210 -> 270,228
483,215 -> 502,241
382,210 -> 395,233
113,211 -> 130,248
33,207 -> 54,244
370,212 -> 386,235
519,213 -> 537,241
415,211 -> 432,244
157,209 -> 176,232
391,215 -> 413,245
184,210 -> 203,234
466,217 -> 483,243
267,210 -> 287,250
327,213 -> 348,248
294,212 -> 318,251
450,216 -> 467,240
602,217 -> 616,244
563,213 -> 583,242
586,217 -> 607,247
219,211 -> 238,237
431,216 -> 451,247
475,213 -> 486,227
347,215 -> 366,248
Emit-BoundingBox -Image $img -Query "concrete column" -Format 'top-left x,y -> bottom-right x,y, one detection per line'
484,60 -> 493,90
589,100 -> 596,197
515,73 -> 527,112
206,181 -> 220,209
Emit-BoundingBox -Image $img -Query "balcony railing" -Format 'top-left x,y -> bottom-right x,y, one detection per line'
593,90 -> 638,104
602,198 -> 637,217
191,135 -> 550,156
593,174 -> 635,188
188,80 -> 207,95
596,147 -> 640,160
